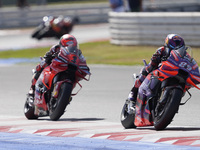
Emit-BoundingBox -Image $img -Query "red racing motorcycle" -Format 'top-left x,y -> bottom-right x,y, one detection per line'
24,46 -> 91,121
121,46 -> 200,130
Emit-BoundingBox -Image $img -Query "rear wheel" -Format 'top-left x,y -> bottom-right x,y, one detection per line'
24,94 -> 38,119
49,82 -> 73,121
154,88 -> 183,130
120,100 -> 136,129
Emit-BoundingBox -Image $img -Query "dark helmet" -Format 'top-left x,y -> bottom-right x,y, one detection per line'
59,34 -> 78,48
164,34 -> 185,50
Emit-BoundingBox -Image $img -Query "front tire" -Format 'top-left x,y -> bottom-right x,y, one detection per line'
154,88 -> 183,130
120,100 -> 136,129
49,82 -> 73,121
32,24 -> 44,39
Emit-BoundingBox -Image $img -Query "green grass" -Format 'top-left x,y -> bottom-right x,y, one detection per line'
0,47 -> 50,59
0,41 -> 200,66
80,41 -> 158,65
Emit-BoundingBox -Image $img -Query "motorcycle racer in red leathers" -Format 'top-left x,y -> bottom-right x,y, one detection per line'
29,34 -> 89,97
127,34 -> 186,110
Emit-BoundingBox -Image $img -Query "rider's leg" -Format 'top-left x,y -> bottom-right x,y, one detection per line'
29,61 -> 48,95
127,70 -> 147,102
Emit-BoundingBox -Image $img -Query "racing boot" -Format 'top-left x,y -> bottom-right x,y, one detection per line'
27,69 -> 41,100
127,87 -> 138,114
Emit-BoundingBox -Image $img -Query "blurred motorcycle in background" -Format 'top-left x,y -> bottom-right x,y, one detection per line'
32,15 -> 79,40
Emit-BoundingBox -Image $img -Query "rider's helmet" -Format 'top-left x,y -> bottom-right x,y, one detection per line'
58,34 -> 80,63
59,34 -> 78,48
63,17 -> 72,26
164,34 -> 185,50
164,34 -> 185,56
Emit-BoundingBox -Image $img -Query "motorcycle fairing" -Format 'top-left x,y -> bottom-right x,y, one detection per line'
158,50 -> 200,89
34,89 -> 48,117
134,74 -> 161,127
145,51 -> 199,96
34,66 -> 56,116
34,65 -> 74,116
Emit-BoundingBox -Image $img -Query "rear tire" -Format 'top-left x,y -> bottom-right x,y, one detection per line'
49,82 -> 73,121
154,88 -> 183,130
120,100 -> 136,129
24,95 -> 38,119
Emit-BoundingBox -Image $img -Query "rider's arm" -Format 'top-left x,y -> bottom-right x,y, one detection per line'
44,45 -> 60,64
142,46 -> 165,75
150,46 -> 165,67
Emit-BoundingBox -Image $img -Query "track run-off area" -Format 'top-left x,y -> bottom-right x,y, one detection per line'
0,24 -> 200,149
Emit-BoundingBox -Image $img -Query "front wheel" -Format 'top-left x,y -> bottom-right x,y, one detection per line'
120,100 -> 136,129
49,82 -> 73,121
154,88 -> 183,130
32,24 -> 44,38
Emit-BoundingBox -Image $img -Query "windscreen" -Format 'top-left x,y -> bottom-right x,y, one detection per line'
176,46 -> 186,57
60,45 -> 78,55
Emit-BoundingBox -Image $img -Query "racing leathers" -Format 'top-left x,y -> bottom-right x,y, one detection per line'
128,46 -> 168,102
30,44 -> 87,92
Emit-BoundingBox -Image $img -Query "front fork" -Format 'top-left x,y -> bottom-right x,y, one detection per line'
52,79 -> 73,98
51,78 -> 82,99
154,85 -> 184,117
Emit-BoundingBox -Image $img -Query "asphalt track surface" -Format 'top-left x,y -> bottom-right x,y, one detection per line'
0,24 -> 200,149
0,65 -> 200,150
